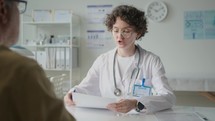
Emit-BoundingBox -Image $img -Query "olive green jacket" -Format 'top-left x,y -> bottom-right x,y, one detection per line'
0,45 -> 75,121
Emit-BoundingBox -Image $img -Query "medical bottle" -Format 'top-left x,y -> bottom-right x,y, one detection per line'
49,35 -> 54,44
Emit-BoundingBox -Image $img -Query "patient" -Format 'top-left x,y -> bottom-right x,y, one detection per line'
0,0 -> 75,120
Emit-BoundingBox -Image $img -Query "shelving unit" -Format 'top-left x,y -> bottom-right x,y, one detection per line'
20,13 -> 80,95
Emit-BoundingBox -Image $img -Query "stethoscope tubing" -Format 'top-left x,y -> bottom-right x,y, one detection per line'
113,45 -> 141,96
113,51 -> 121,96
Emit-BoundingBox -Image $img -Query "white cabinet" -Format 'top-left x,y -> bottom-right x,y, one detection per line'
20,13 -> 80,96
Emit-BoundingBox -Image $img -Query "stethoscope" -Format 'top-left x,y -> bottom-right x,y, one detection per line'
113,45 -> 141,96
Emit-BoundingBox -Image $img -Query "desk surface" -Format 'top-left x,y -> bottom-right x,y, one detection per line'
65,106 -> 215,121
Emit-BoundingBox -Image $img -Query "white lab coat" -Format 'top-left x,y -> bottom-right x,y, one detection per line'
71,45 -> 176,113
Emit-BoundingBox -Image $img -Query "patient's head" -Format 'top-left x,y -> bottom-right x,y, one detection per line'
0,0 -> 27,46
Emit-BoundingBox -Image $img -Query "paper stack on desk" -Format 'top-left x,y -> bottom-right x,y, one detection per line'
73,93 -> 116,109
155,112 -> 205,121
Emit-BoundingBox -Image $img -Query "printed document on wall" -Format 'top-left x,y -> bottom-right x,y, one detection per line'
184,10 -> 215,40
86,4 -> 112,24
87,30 -> 106,48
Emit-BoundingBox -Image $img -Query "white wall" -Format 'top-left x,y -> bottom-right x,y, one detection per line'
24,0 -> 215,85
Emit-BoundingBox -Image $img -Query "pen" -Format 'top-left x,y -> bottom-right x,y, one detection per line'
195,112 -> 208,121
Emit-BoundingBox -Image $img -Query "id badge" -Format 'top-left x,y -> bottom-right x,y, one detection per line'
132,79 -> 152,97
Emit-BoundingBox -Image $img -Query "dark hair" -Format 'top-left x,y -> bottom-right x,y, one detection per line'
104,5 -> 148,39
4,0 -> 16,9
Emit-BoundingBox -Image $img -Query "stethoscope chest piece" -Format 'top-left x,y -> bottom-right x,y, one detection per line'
114,88 -> 121,96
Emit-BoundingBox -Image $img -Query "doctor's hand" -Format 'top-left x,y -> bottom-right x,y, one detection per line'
106,99 -> 137,113
64,92 -> 75,106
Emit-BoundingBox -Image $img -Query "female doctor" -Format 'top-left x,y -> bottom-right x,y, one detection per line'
64,5 -> 176,113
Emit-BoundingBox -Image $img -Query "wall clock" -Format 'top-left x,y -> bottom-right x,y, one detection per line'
146,1 -> 168,22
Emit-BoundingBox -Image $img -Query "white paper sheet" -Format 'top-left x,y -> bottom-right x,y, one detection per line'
73,93 -> 116,109
155,112 -> 204,121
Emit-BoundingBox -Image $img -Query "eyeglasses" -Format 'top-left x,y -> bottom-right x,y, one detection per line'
18,0 -> 27,14
7,0 -> 27,14
112,28 -> 134,39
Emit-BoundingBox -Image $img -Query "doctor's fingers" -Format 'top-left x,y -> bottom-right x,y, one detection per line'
120,99 -> 137,109
115,104 -> 131,113
64,93 -> 75,106
107,103 -> 130,113
116,100 -> 136,113
106,103 -> 118,112
107,102 -> 128,109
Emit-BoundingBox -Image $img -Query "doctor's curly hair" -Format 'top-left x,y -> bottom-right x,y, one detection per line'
104,5 -> 148,40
